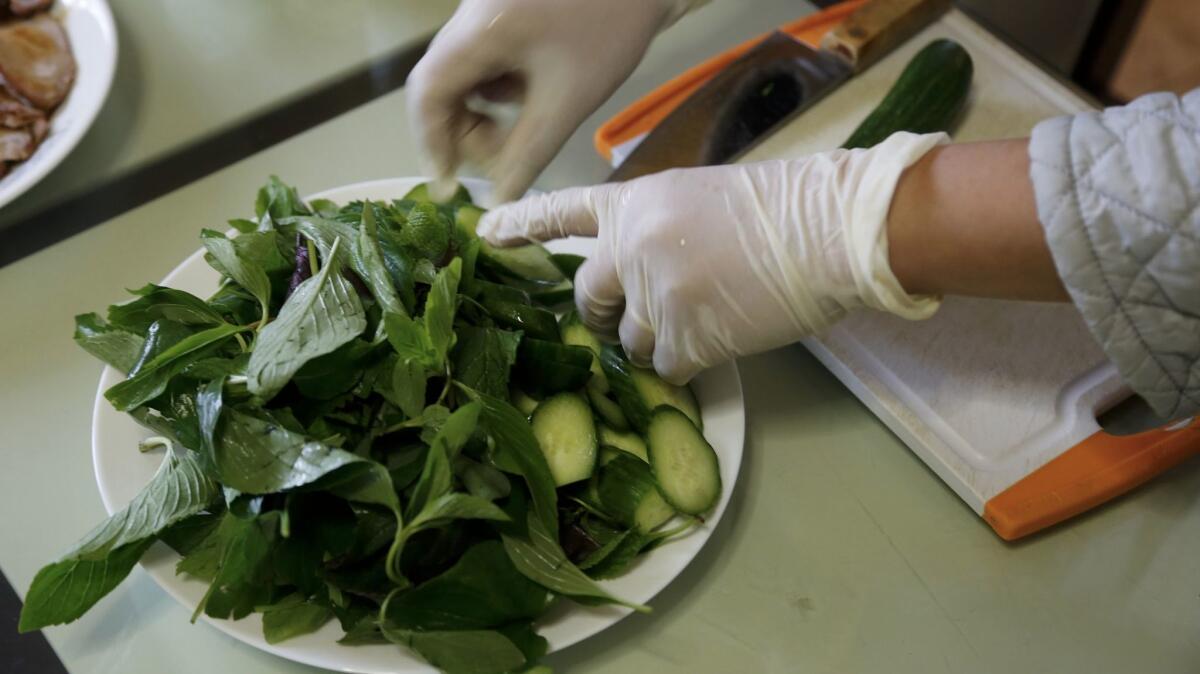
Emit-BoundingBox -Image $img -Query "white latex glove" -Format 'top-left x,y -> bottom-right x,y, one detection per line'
407,0 -> 707,204
478,131 -> 946,384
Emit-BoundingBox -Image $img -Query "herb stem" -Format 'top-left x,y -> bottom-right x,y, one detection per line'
306,238 -> 319,277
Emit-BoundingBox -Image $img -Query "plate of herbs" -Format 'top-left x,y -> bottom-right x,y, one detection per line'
19,177 -> 745,674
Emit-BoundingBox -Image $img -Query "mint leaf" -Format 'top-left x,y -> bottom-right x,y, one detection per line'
73,313 -> 144,373
247,238 -> 367,401
19,449 -> 220,631
452,326 -> 521,399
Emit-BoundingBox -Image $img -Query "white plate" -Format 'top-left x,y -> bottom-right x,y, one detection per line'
0,0 -> 117,209
91,178 -> 745,673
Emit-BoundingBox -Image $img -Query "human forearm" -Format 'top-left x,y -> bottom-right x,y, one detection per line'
886,138 -> 1068,302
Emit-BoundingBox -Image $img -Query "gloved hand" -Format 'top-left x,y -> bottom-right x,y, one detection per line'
478,131 -> 947,384
407,0 -> 707,204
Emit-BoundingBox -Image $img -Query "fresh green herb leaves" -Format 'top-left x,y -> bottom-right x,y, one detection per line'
73,313 -> 145,373
19,448 -> 220,631
247,238 -> 366,400
26,179 -> 711,674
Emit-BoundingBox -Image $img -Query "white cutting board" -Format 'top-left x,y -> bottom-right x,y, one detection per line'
741,10 -> 1127,518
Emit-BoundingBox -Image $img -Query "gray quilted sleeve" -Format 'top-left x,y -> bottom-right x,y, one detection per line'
1029,88 -> 1200,421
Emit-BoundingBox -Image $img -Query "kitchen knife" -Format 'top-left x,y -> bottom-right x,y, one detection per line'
608,0 -> 951,181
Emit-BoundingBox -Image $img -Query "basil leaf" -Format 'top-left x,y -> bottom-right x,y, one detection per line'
247,238 -> 366,401
390,357 -> 427,420
107,284 -> 224,334
501,512 -> 647,612
452,326 -> 521,399
19,449 -> 220,631
105,323 -> 245,412
384,311 -> 434,367
381,626 -> 526,674
355,204 -> 404,316
384,541 -> 543,630
424,258 -> 462,369
255,175 -> 306,221
202,229 -> 274,322
477,394 -> 558,532
196,376 -> 224,465
197,512 -> 277,620
261,595 -> 333,644
73,313 -> 145,373
213,408 -> 365,494
404,493 -> 509,537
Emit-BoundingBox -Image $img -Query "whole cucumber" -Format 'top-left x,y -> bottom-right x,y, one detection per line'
841,39 -> 974,150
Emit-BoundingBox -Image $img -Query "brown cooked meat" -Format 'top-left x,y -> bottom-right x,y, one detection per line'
0,125 -> 32,161
0,15 -> 75,110
9,0 -> 51,17
0,87 -> 41,127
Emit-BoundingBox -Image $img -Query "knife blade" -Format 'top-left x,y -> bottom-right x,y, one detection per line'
608,0 -> 950,182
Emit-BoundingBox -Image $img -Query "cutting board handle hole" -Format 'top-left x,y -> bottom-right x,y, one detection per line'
1096,394 -> 1167,436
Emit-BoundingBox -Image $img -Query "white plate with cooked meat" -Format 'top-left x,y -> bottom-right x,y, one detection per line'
0,0 -> 115,209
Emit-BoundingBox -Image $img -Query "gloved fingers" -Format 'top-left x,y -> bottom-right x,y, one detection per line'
652,345 -> 700,386
574,255 -> 624,337
486,83 -> 584,204
619,310 -> 655,368
406,35 -> 510,189
477,185 -> 610,245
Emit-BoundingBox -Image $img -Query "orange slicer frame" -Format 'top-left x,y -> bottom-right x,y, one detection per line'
593,0 -> 1200,540
593,0 -> 868,163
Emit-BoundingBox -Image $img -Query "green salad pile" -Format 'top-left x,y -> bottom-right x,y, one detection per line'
17,178 -> 721,674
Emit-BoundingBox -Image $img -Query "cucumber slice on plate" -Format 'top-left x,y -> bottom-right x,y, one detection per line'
598,424 -> 647,462
509,387 -> 540,417
646,406 -> 721,516
597,452 -> 676,533
530,392 -> 598,486
561,311 -> 608,393
588,388 -> 629,431
600,345 -> 701,431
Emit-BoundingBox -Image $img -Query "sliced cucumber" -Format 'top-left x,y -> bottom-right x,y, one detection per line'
561,312 -> 608,393
480,242 -> 565,285
600,345 -> 701,432
509,387 -> 540,417
530,393 -> 598,486
588,388 -> 630,431
550,253 -> 586,280
646,406 -> 720,515
476,279 -> 530,306
598,453 -> 676,533
403,181 -> 472,204
598,446 -> 624,467
515,339 -> 593,397
486,300 -> 560,342
598,425 -> 647,462
455,203 -> 485,240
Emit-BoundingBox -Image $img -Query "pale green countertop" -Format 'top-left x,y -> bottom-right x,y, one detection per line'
0,0 -> 459,226
2,2 -> 1199,673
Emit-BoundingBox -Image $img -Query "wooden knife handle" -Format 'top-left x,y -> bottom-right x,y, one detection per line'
820,0 -> 952,72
